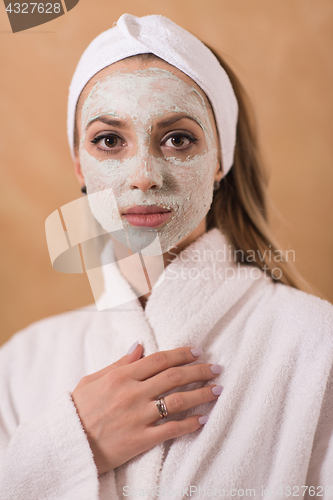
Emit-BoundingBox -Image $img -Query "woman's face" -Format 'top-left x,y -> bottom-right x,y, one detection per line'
74,57 -> 222,255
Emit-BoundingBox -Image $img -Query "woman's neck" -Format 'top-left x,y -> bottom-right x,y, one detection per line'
113,218 -> 206,309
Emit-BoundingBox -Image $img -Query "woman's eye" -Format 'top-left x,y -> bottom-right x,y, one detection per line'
103,136 -> 119,148
91,134 -> 124,151
163,133 -> 196,149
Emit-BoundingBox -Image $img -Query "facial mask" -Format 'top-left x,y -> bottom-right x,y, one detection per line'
79,68 -> 218,255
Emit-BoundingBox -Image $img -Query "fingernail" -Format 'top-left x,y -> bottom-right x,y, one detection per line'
212,385 -> 223,396
191,347 -> 203,358
126,341 -> 139,355
210,364 -> 222,375
199,415 -> 209,425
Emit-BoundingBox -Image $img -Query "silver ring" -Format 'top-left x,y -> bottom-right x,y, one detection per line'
155,397 -> 168,419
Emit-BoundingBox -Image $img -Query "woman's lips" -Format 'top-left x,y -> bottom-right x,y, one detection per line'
121,205 -> 171,227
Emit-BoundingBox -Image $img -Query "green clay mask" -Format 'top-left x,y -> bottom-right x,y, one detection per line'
79,68 -> 219,255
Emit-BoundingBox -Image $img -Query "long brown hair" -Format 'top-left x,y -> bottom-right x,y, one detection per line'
203,45 -> 312,291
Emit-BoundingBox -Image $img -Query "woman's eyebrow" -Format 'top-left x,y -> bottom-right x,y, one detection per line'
156,113 -> 202,129
85,116 -> 128,131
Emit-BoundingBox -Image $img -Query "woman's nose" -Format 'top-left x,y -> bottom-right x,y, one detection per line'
129,158 -> 163,193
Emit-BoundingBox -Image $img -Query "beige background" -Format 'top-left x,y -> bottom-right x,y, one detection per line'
0,0 -> 332,347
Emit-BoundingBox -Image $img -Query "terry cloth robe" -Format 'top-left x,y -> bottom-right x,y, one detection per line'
0,229 -> 332,500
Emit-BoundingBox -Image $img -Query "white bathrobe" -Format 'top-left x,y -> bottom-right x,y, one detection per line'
0,229 -> 332,500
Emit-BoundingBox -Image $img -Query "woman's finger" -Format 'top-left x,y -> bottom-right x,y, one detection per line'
128,346 -> 202,381
147,385 -> 223,424
80,342 -> 144,384
145,414 -> 208,446
144,363 -> 222,399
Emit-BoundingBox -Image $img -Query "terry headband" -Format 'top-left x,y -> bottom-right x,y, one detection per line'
67,13 -> 238,175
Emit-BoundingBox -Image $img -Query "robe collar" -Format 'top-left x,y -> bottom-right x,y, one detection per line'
96,228 -> 261,356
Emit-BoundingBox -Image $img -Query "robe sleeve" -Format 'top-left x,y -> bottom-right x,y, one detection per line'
0,338 -> 100,500
305,362 -> 333,499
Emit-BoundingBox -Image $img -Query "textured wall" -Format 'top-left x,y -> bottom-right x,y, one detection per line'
1,0 -> 332,346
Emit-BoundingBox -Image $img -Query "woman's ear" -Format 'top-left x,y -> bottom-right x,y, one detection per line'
73,155 -> 85,188
214,159 -> 223,182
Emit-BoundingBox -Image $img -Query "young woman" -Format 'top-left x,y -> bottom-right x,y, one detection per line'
0,14 -> 332,500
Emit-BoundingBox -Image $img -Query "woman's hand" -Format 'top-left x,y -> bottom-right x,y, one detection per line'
71,344 -> 223,475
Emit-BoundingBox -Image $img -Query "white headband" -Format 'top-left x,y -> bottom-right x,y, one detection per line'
67,13 -> 238,175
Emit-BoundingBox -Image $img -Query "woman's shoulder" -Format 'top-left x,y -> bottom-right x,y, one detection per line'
272,283 -> 333,317
0,304 -> 99,361
264,282 -> 333,343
